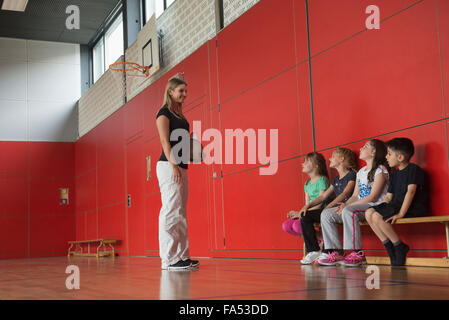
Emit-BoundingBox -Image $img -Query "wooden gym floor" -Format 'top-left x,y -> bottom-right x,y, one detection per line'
0,256 -> 448,300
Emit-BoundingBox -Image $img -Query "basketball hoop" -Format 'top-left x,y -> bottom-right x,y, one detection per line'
109,61 -> 150,78
109,61 -> 152,100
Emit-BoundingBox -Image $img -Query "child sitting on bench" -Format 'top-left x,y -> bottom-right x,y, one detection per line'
365,137 -> 429,266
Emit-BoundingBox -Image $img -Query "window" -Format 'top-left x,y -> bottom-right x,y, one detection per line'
92,38 -> 104,83
155,0 -> 163,18
105,13 -> 124,68
91,12 -> 124,84
143,0 -> 175,23
144,0 -> 155,22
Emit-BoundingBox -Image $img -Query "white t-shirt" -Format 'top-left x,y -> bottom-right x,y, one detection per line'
357,165 -> 389,206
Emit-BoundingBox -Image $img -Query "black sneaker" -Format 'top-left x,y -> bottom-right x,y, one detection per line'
383,240 -> 396,265
164,260 -> 192,270
184,259 -> 199,267
393,243 -> 410,266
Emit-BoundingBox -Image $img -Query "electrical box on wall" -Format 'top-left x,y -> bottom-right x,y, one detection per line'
59,188 -> 69,205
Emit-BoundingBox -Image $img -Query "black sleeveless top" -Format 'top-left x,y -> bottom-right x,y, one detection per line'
156,105 -> 190,169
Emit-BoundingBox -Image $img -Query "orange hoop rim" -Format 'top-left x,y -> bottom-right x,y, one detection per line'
109,61 -> 150,77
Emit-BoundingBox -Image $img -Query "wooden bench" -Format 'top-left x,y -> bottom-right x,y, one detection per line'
307,215 -> 449,267
67,239 -> 116,258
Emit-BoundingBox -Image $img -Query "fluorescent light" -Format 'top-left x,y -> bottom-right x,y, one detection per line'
1,0 -> 29,12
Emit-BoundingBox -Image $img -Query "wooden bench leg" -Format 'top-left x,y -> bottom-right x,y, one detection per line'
96,241 -> 103,258
67,243 -> 74,257
107,243 -> 115,257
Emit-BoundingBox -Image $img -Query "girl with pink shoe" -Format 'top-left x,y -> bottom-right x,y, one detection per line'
282,152 -> 329,262
298,147 -> 358,265
318,140 -> 390,267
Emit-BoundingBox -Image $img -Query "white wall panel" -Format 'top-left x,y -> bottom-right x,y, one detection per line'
0,37 -> 27,61
28,62 -> 80,102
29,100 -> 78,142
0,100 -> 27,141
0,38 -> 80,142
0,59 -> 27,100
28,40 -> 80,65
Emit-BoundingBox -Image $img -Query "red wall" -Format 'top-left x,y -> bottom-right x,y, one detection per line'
72,0 -> 448,260
0,141 -> 75,259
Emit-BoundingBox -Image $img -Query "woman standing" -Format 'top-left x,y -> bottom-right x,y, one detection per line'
155,74 -> 199,270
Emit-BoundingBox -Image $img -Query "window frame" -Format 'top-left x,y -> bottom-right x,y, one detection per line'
88,2 -> 124,85
92,37 -> 105,83
141,0 -> 175,26
104,12 -> 124,69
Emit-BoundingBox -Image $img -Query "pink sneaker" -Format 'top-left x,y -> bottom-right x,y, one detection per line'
340,251 -> 367,267
317,251 -> 344,266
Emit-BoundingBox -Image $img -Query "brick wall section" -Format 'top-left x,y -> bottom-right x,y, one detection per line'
78,56 -> 125,137
136,0 -> 216,91
223,0 -> 260,27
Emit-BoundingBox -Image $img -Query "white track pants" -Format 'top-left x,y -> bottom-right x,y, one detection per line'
157,161 -> 189,268
321,203 -> 369,251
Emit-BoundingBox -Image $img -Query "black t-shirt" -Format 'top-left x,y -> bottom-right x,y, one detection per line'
388,163 -> 428,214
156,105 -> 190,169
332,170 -> 356,202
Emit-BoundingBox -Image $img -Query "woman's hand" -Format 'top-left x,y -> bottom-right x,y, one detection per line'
171,164 -> 182,184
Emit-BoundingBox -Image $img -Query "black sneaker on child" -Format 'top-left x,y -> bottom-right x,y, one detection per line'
383,240 -> 396,265
183,259 -> 199,267
165,260 -> 192,270
393,242 -> 409,266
